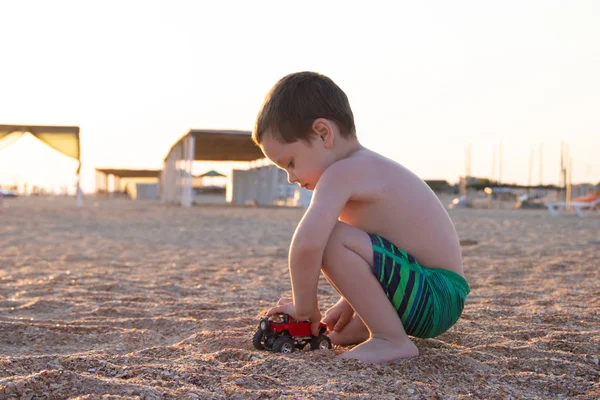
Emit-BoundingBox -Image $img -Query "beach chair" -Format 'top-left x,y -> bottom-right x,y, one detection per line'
545,196 -> 600,217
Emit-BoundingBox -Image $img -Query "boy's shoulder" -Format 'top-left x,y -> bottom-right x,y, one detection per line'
321,150 -> 371,182
324,148 -> 390,180
318,148 -> 417,201
317,149 -> 393,195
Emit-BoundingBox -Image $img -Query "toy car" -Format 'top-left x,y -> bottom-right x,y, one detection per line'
253,313 -> 332,353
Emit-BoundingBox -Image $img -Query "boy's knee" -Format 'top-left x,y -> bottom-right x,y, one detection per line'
322,222 -> 373,270
322,222 -> 351,269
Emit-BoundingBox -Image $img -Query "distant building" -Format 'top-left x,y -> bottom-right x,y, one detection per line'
483,186 -> 517,201
571,183 -> 600,199
425,180 -> 455,194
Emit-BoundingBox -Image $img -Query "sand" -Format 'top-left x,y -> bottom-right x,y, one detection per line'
0,197 -> 598,399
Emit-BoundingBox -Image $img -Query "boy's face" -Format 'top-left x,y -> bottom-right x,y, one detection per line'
260,133 -> 330,191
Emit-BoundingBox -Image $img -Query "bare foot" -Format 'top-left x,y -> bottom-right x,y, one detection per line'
327,317 -> 370,346
338,337 -> 419,364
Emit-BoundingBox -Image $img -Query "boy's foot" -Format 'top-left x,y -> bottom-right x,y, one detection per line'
338,337 -> 419,364
327,317 -> 370,346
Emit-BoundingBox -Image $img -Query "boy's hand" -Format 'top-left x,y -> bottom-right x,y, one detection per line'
266,297 -> 294,317
322,299 -> 354,333
266,297 -> 322,336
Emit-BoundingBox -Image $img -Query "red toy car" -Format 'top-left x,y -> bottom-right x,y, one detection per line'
253,313 -> 332,353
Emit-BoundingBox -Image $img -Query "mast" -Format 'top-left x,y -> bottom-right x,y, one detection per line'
492,146 -> 496,183
528,145 -> 534,193
498,141 -> 503,185
539,143 -> 543,186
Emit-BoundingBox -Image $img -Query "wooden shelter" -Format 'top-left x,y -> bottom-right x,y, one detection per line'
161,129 -> 264,206
95,168 -> 161,196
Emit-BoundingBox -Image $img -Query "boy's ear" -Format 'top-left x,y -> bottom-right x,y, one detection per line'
312,118 -> 334,148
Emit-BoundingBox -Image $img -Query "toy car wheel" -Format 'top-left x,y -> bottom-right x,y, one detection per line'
310,335 -> 332,350
258,318 -> 269,332
252,328 -> 266,350
273,336 -> 295,354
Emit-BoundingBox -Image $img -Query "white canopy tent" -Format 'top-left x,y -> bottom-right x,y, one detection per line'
0,124 -> 82,206
161,129 -> 265,207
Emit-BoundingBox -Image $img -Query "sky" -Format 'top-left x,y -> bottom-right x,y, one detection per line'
0,0 -> 599,193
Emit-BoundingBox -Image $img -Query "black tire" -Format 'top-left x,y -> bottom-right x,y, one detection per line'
310,335 -> 332,350
273,336 -> 295,354
252,329 -> 266,350
258,318 -> 269,332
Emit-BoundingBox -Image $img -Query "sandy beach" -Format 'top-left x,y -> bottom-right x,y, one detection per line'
0,197 -> 598,399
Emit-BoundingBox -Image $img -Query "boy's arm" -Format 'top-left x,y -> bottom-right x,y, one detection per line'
288,162 -> 355,321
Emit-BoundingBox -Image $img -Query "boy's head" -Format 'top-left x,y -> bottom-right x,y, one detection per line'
253,71 -> 356,145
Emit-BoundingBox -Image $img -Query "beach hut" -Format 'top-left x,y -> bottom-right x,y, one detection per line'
161,129 -> 264,207
228,164 -> 281,206
0,124 -> 82,206
95,168 -> 161,200
228,165 -> 313,207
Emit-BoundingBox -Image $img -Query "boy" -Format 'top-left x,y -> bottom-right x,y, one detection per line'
253,72 -> 469,364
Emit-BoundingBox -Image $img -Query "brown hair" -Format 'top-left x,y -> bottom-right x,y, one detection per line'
253,71 -> 356,145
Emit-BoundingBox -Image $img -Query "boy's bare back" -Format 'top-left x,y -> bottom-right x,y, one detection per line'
324,147 -> 464,277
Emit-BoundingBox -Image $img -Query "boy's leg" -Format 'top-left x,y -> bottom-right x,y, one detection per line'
321,222 -> 418,363
321,276 -> 369,345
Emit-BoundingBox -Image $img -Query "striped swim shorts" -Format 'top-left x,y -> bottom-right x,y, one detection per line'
368,234 -> 470,339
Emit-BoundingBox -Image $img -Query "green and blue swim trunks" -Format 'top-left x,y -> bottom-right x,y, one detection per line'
368,234 -> 470,339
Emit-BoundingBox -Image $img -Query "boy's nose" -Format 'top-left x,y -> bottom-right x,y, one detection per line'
287,173 -> 298,184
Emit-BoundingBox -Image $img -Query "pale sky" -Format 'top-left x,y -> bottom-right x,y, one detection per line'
0,0 -> 599,192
